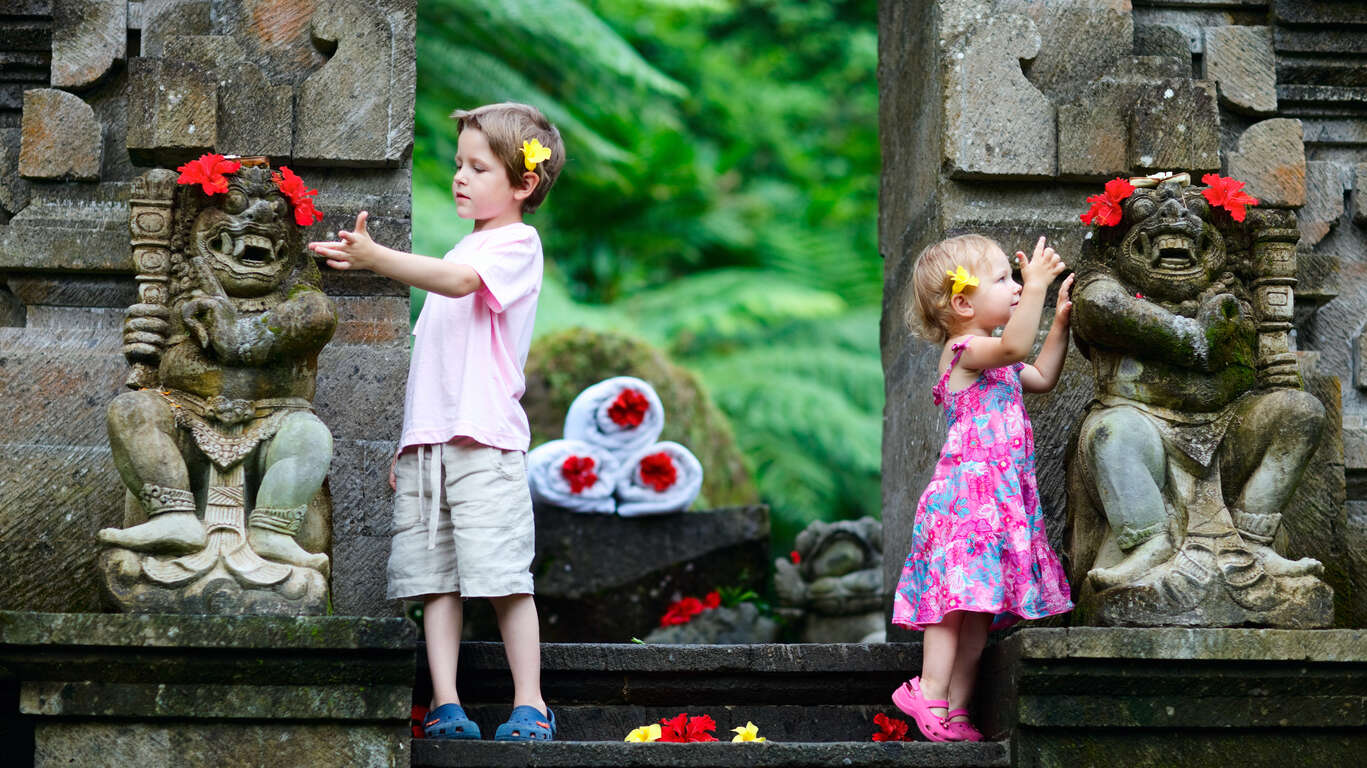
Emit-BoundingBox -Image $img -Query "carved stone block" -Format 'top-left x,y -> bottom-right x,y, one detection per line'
51,0 -> 127,90
293,0 -> 415,165
1127,79 -> 1220,173
1202,25 -> 1277,115
1227,118 -> 1306,208
18,89 -> 102,181
1058,56 -> 1189,178
1354,163 -> 1367,227
1135,24 -> 1192,60
1298,160 -> 1346,246
162,35 -> 294,157
943,14 -> 1056,179
126,58 -> 218,165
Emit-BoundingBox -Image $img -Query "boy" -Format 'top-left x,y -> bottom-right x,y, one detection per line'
309,102 -> 565,741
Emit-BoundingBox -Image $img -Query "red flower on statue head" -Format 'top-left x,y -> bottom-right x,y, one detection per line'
639,451 -> 677,492
872,712 -> 910,742
272,166 -> 324,226
608,387 -> 650,428
175,153 -> 241,196
1079,177 -> 1135,227
1200,173 -> 1258,222
560,455 -> 598,494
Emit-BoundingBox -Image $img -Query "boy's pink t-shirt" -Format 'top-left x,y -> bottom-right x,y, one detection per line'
399,222 -> 543,453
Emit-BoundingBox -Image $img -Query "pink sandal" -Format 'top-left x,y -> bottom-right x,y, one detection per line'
943,708 -> 984,742
890,676 -> 953,742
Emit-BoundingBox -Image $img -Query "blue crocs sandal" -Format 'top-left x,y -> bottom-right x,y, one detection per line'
494,705 -> 556,742
423,703 -> 481,740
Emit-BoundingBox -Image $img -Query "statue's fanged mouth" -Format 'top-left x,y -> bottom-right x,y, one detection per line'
1138,230 -> 1201,275
211,231 -> 278,266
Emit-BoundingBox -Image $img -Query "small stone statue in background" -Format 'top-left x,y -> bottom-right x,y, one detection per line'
98,158 -> 336,614
1067,172 -> 1331,627
774,517 -> 885,642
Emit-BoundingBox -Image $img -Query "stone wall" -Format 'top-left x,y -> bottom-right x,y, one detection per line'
0,0 -> 415,617
880,0 -> 1367,630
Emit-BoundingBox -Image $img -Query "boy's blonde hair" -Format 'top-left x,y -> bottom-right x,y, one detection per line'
906,233 -> 1000,342
451,102 -> 565,213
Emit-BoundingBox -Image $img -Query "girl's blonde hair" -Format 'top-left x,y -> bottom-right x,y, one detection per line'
905,234 -> 1000,342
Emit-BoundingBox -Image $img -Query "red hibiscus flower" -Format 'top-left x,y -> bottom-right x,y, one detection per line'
658,712 -> 690,742
660,596 -> 705,627
175,153 -> 241,196
411,704 -> 429,739
608,387 -> 650,428
1200,173 -> 1258,222
1079,176 -> 1135,227
639,451 -> 677,492
872,712 -> 910,742
560,455 -> 598,494
703,590 -> 721,610
272,166 -> 323,226
685,713 -> 718,742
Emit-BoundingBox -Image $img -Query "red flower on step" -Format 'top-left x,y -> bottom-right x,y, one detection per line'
411,704 -> 429,739
685,713 -> 719,742
272,166 -> 324,226
176,152 -> 241,196
703,590 -> 721,609
871,712 -> 910,742
560,455 -> 598,494
639,451 -> 677,492
608,387 -> 650,428
1200,173 -> 1258,222
658,712 -> 690,742
660,596 -> 705,627
1079,177 -> 1135,227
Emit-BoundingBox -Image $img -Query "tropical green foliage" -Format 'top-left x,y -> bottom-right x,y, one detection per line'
414,0 -> 882,549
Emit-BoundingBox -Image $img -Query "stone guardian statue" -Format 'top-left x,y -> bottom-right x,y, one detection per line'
1066,173 -> 1332,627
98,158 -> 337,615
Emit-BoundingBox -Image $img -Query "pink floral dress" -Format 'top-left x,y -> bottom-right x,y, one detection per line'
892,339 -> 1073,631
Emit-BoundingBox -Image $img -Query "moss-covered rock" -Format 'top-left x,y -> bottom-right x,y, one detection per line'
523,329 -> 759,509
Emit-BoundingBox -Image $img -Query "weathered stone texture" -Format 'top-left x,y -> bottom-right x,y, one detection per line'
1355,163 -> 1367,227
1134,23 -> 1192,60
18,89 -> 102,181
1128,79 -> 1221,173
1058,56 -> 1190,178
294,0 -> 415,165
0,184 -> 131,271
1203,25 -> 1277,115
125,57 -> 217,164
1299,160 -> 1347,246
51,0 -> 126,90
138,0 -> 211,58
1227,118 -> 1307,207
162,35 -> 294,157
943,14 -> 1056,179
0,126 -> 31,216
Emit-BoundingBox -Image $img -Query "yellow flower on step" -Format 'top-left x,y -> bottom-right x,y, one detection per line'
730,721 -> 765,742
522,138 -> 552,171
625,723 -> 662,742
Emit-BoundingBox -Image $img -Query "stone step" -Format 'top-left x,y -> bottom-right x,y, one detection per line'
412,740 -> 1010,768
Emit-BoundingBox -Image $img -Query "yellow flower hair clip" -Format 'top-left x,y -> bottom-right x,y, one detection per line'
522,138 -> 552,171
945,265 -> 979,295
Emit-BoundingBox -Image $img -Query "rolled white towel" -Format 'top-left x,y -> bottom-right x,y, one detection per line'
563,376 -> 665,460
526,439 -> 620,514
615,441 -> 703,517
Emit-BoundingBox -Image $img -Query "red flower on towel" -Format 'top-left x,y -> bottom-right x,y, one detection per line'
871,712 -> 910,742
789,550 -> 802,565
660,596 -> 705,626
272,166 -> 324,226
608,387 -> 650,428
1200,173 -> 1258,222
659,713 -> 718,743
175,152 -> 241,195
560,455 -> 598,494
1079,177 -> 1135,227
639,451 -> 677,491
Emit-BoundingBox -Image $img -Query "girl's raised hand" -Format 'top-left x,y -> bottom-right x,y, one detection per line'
1054,273 -> 1075,326
1016,236 -> 1066,289
308,211 -> 377,271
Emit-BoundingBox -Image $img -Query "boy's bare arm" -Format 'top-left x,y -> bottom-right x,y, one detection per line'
308,211 -> 483,299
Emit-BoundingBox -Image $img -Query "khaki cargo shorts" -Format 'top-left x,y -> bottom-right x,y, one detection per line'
386,437 -> 535,600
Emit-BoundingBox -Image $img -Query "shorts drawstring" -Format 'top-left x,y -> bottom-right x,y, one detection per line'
416,444 -> 443,550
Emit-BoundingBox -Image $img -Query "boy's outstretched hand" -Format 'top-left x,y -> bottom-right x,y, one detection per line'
308,211 -> 379,271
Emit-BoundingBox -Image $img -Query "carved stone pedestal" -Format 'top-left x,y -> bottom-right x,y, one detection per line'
0,612 -> 414,768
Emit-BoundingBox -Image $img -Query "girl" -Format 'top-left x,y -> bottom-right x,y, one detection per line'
891,234 -> 1075,742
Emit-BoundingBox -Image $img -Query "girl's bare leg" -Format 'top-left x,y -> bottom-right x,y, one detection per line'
919,611 -> 965,719
946,611 -> 992,720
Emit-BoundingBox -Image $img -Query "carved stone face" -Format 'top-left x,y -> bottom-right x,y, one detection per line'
190,167 -> 290,298
1116,179 -> 1226,302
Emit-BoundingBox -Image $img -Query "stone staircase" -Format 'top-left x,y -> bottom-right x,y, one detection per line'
410,642 -> 1009,768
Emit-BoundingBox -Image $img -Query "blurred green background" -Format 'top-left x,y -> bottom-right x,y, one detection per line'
413,0 -> 882,550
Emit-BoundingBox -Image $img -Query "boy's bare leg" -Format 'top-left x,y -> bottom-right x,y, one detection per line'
424,593 -> 464,707
946,611 -> 992,720
489,593 -> 547,714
